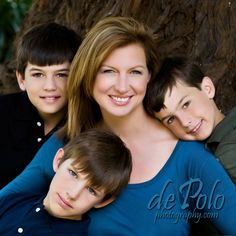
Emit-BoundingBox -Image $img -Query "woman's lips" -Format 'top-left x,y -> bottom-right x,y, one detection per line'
109,95 -> 132,106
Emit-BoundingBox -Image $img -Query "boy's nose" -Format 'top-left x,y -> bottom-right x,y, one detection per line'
179,115 -> 192,128
43,77 -> 57,91
66,181 -> 86,200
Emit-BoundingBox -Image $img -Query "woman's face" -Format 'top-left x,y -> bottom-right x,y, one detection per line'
93,43 -> 151,119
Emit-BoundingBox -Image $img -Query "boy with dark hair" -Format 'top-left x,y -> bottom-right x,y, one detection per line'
0,128 -> 132,236
0,22 -> 81,188
144,56 -> 236,183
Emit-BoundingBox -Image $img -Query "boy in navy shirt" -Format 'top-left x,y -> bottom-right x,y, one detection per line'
0,22 -> 81,188
0,129 -> 132,236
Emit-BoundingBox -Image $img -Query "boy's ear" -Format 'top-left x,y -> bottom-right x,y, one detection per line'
16,70 -> 26,91
200,76 -> 215,99
52,148 -> 65,172
94,197 -> 115,209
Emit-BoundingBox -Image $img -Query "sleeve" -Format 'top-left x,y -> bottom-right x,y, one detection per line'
186,144 -> 236,235
0,133 -> 64,196
214,129 -> 236,184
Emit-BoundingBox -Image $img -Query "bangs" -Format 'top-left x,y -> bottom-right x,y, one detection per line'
71,157 -> 128,197
27,43 -> 76,66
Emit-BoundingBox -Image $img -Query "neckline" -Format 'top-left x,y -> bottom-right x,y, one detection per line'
126,140 -> 182,189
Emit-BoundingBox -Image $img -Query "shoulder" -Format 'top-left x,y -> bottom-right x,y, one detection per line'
35,133 -> 64,169
226,105 -> 236,116
45,132 -> 64,147
208,107 -> 236,144
221,106 -> 236,130
175,140 -> 207,154
0,192 -> 42,212
0,92 -> 23,101
173,140 -> 215,166
0,92 -> 25,108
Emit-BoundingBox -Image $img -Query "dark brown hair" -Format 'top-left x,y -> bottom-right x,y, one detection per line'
144,56 -> 205,116
16,22 -> 81,75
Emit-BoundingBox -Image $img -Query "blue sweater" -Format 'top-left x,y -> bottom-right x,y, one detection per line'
1,133 -> 236,235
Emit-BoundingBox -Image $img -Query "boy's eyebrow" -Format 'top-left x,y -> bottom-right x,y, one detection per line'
160,95 -> 188,122
55,68 -> 70,72
29,67 -> 70,72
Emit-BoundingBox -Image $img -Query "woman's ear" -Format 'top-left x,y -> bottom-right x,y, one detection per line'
94,197 -> 115,209
16,70 -> 26,91
52,148 -> 65,172
200,76 -> 215,99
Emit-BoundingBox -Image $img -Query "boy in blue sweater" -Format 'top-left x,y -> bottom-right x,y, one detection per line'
0,129 -> 132,236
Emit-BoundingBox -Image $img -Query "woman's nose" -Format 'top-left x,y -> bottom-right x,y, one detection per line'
114,73 -> 129,93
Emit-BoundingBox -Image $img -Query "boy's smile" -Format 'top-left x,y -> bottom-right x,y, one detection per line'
20,62 -> 69,114
155,79 -> 224,141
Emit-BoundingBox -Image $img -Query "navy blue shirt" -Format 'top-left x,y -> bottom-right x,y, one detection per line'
0,92 -> 65,188
0,193 -> 89,236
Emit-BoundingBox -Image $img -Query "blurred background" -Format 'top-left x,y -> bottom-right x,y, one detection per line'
0,0 -> 235,111
0,0 -> 32,63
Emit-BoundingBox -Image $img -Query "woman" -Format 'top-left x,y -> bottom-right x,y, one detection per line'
1,17 -> 236,235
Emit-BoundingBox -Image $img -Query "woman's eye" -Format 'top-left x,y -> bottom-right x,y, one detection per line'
102,69 -> 115,73
130,70 -> 142,75
87,186 -> 97,196
68,169 -> 77,178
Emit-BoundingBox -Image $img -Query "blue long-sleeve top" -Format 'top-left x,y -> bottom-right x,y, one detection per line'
1,133 -> 236,235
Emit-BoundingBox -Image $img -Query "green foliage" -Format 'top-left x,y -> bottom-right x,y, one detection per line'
0,0 -> 32,63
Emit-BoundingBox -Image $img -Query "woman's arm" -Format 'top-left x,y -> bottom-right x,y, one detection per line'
0,133 -> 64,196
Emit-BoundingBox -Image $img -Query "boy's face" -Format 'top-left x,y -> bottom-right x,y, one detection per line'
16,62 -> 69,120
43,149 -> 110,220
154,77 -> 224,141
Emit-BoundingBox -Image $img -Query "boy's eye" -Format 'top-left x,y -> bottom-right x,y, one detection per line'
182,101 -> 190,109
32,73 -> 44,78
87,186 -> 97,196
56,73 -> 69,78
68,169 -> 78,178
166,116 -> 175,125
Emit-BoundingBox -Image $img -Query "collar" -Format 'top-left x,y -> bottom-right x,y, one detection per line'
206,106 -> 236,144
35,196 -> 90,233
